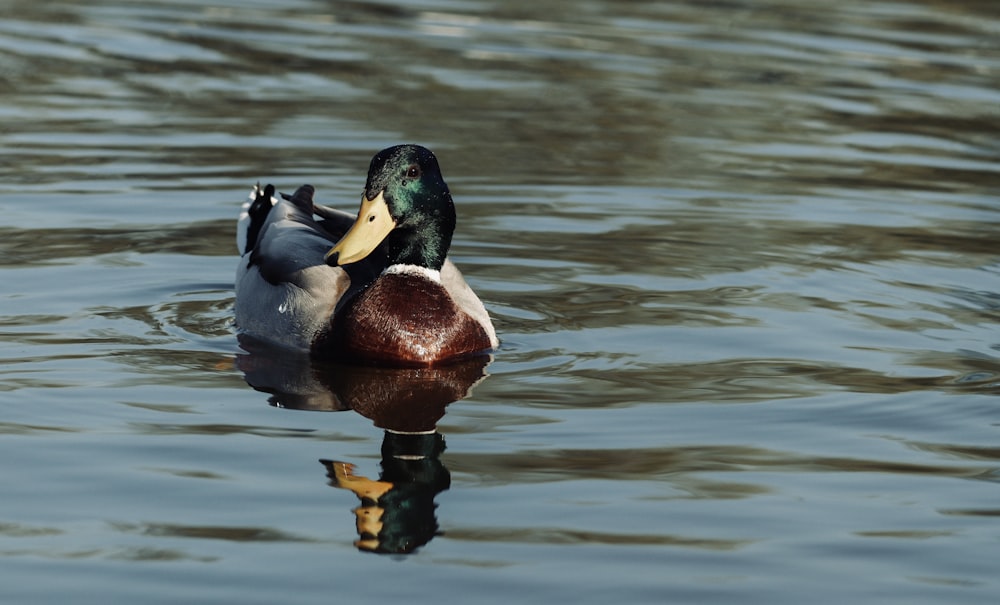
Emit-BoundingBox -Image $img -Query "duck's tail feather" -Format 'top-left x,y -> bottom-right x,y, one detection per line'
237,183 -> 278,255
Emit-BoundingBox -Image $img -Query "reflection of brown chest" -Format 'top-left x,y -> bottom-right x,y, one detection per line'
326,272 -> 491,366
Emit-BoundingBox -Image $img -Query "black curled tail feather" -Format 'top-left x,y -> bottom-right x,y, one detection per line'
244,183 -> 275,254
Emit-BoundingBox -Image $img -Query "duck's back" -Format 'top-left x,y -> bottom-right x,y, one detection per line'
235,190 -> 355,352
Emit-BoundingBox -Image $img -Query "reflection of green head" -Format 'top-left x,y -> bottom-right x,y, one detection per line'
373,432 -> 451,554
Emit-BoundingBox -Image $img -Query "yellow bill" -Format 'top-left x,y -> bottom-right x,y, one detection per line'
326,191 -> 396,266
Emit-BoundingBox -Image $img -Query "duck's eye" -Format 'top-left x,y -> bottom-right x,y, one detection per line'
405,165 -> 421,179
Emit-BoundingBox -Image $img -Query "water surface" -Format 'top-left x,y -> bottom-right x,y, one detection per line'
1,1 -> 999,603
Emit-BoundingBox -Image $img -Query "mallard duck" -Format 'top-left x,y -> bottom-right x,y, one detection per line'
235,144 -> 498,366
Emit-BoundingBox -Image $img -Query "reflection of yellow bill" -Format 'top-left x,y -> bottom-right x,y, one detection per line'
327,461 -> 392,552
325,191 -> 396,265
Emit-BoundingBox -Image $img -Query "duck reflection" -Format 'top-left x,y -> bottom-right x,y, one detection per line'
236,336 -> 489,554
320,432 -> 449,553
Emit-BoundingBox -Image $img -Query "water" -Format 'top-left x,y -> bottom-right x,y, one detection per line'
2,0 -> 999,602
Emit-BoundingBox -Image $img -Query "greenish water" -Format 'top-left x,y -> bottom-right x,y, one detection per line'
1,1 -> 999,603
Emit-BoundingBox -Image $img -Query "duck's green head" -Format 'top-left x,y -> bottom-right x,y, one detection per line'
326,145 -> 455,271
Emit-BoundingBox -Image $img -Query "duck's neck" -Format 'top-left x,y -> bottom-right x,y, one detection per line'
385,213 -> 453,271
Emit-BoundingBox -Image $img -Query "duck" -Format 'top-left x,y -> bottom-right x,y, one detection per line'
235,144 -> 498,367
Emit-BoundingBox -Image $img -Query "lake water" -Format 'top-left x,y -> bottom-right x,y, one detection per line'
1,1 -> 999,603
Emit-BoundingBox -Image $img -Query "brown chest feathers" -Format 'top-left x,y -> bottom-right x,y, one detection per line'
319,272 -> 492,366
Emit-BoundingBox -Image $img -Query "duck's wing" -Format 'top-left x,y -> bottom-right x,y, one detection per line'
278,187 -> 354,236
243,184 -> 388,300
312,201 -> 354,229
235,186 -> 349,350
246,186 -> 339,287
